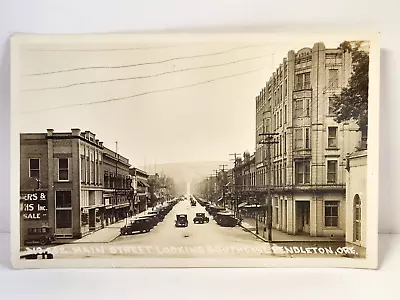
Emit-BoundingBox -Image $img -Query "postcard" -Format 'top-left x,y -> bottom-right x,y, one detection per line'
10,31 -> 380,269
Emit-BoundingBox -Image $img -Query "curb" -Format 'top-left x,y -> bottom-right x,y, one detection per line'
239,224 -> 278,257
239,223 -> 268,243
239,224 -> 293,258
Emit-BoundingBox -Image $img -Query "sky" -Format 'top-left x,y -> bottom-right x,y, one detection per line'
17,34 -> 355,167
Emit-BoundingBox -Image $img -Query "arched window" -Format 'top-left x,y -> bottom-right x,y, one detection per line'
353,194 -> 362,242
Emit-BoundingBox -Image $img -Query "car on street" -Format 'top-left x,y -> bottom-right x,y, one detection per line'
193,212 -> 209,224
190,199 -> 196,206
120,218 -> 152,235
145,212 -> 161,226
214,211 -> 240,227
24,226 -> 55,245
175,214 -> 189,227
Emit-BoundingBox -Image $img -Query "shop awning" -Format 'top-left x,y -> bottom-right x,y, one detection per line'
137,179 -> 149,187
238,202 -> 248,208
217,197 -> 223,202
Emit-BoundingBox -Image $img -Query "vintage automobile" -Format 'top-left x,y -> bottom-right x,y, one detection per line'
175,214 -> 189,227
207,205 -> 226,217
193,212 -> 209,224
190,199 -> 197,206
214,211 -> 241,227
24,227 -> 55,245
145,212 -> 161,226
120,217 -> 152,235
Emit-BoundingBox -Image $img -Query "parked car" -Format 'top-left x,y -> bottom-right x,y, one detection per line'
120,218 -> 152,235
214,211 -> 240,227
191,199 -> 196,207
24,227 -> 55,245
193,212 -> 209,224
145,212 -> 161,226
175,214 -> 188,227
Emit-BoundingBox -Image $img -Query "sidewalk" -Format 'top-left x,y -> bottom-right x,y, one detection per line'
73,210 -> 149,244
239,217 -> 344,243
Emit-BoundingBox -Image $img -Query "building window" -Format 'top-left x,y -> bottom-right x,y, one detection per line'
295,72 -> 311,90
104,171 -> 109,188
328,97 -> 336,115
91,160 -> 95,183
56,191 -> 72,208
295,74 -> 304,90
86,157 -> 90,183
284,105 -> 287,123
58,158 -> 69,181
80,156 -> 85,182
353,194 -> 362,242
280,109 -> 283,127
29,158 -> 40,178
283,162 -> 286,185
305,128 -> 310,149
295,161 -> 310,184
304,72 -> 311,89
305,98 -> 310,116
295,128 -> 303,149
328,127 -> 338,148
325,201 -> 339,227
294,99 -> 303,118
327,160 -> 337,184
328,69 -> 339,88
285,79 -> 288,97
56,210 -> 72,229
284,132 -> 287,153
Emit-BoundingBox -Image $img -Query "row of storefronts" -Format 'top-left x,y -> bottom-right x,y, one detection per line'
20,128 -> 150,242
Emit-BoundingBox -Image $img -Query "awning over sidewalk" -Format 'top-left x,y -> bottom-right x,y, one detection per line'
242,204 -> 267,211
238,202 -> 248,208
137,179 -> 149,187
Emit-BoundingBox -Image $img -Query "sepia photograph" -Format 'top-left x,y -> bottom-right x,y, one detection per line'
10,32 -> 380,269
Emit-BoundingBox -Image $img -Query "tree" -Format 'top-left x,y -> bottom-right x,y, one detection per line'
332,41 -> 369,140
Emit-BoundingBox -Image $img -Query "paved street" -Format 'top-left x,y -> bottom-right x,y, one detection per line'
22,199 -> 280,259
21,198 -> 360,259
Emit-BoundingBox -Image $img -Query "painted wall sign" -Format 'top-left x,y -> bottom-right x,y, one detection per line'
21,192 -> 48,220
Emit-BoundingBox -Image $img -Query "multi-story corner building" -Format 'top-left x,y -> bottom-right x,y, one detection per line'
20,128 -> 131,240
129,167 -> 149,213
255,42 -> 362,238
102,147 -> 131,226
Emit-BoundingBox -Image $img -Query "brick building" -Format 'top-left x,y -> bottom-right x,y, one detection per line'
20,128 -> 131,240
102,146 -> 131,226
254,42 -> 362,238
129,167 -> 149,213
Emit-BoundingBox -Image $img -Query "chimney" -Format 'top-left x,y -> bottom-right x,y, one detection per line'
95,139 -> 99,145
71,128 -> 81,136
46,129 -> 54,137
99,141 -> 103,147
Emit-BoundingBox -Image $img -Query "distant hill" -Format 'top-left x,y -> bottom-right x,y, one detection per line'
139,160 -> 232,192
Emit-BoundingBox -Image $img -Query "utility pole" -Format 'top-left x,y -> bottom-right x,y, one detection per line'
258,132 -> 279,242
229,153 -> 241,216
214,170 -> 219,204
209,174 -> 215,202
219,164 -> 228,209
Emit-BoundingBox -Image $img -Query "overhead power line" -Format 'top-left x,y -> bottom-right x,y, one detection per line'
26,44 -> 181,52
23,44 -> 268,76
22,54 -> 270,92
22,67 -> 266,114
